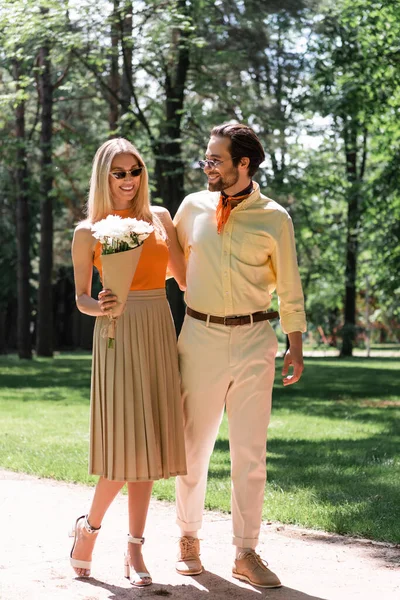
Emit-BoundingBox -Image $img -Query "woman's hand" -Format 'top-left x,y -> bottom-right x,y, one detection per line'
98,289 -> 118,314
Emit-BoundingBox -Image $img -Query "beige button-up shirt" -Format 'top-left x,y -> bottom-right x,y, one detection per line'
174,183 -> 306,334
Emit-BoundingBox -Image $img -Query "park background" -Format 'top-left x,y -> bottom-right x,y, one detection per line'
0,0 -> 399,545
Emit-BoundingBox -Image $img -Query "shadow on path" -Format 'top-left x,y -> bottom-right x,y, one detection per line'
80,571 -> 326,600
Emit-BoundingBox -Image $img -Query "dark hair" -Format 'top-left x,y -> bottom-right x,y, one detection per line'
210,123 -> 265,177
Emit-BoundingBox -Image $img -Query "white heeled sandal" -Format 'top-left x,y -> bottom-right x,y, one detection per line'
69,514 -> 101,577
124,534 -> 152,587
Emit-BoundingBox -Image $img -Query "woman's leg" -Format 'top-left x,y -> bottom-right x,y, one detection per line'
126,481 -> 153,581
72,477 -> 125,576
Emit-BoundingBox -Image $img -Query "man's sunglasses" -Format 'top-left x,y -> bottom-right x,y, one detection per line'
110,167 -> 143,180
197,157 -> 240,169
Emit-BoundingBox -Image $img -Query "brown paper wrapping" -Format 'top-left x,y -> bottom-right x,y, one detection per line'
100,244 -> 144,347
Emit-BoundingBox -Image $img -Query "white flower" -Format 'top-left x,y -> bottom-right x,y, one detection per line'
91,215 -> 123,239
91,215 -> 154,254
126,219 -> 154,236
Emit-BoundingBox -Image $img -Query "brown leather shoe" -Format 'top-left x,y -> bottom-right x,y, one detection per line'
232,550 -> 282,588
176,536 -> 203,575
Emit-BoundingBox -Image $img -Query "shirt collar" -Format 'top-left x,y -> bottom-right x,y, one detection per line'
230,182 -> 260,212
221,180 -> 254,200
209,182 -> 261,210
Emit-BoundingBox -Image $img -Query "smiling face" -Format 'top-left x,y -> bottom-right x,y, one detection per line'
109,152 -> 142,208
204,135 -> 250,195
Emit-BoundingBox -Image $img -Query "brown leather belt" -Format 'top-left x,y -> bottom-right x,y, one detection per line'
186,307 -> 279,326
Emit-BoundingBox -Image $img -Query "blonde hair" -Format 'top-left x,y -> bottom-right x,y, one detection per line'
86,138 -> 165,238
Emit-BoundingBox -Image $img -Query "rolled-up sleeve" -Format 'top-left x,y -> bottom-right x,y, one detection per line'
271,213 -> 307,334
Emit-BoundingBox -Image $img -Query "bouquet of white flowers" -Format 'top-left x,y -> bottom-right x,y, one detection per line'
91,215 -> 154,348
91,214 -> 154,254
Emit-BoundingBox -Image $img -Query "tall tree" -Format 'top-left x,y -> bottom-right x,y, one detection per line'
119,0 -> 133,124
2,0 -> 399,354
36,18 -> 55,356
36,4 -> 74,356
73,0 -> 193,213
108,0 -> 120,133
13,59 -> 32,359
310,0 -> 400,355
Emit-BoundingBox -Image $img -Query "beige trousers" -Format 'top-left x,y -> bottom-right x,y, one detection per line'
176,314 -> 278,548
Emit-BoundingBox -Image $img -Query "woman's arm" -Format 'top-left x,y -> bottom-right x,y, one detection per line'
154,207 -> 186,290
71,223 -> 117,316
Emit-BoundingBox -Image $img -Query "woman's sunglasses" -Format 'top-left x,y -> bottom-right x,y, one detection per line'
110,167 -> 143,180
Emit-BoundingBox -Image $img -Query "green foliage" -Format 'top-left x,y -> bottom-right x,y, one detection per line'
302,0 -> 400,342
0,0 -> 399,346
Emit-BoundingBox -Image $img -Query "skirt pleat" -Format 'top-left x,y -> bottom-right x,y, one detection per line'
89,289 -> 187,482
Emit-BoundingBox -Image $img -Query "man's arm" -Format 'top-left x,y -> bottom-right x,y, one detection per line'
270,211 -> 306,386
172,198 -> 189,256
154,206 -> 187,290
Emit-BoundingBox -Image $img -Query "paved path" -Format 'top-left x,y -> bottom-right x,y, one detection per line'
0,469 -> 399,600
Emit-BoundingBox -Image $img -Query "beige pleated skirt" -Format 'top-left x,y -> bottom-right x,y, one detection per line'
89,289 -> 187,482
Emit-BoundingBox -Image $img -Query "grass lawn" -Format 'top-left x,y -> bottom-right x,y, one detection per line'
0,352 -> 399,543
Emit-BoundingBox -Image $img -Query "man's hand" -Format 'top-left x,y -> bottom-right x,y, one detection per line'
282,331 -> 304,386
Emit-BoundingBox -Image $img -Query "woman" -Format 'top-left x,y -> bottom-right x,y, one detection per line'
70,138 -> 187,586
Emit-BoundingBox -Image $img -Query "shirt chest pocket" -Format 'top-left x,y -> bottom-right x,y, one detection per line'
239,233 -> 272,266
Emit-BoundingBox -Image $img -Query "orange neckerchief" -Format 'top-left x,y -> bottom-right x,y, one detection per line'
216,182 -> 254,234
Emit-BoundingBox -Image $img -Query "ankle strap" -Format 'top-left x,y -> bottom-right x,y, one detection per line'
84,515 -> 101,534
127,534 -> 145,544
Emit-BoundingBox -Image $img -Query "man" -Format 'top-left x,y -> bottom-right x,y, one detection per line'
173,123 -> 306,588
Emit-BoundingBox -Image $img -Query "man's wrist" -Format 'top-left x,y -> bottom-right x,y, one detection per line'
287,331 -> 303,350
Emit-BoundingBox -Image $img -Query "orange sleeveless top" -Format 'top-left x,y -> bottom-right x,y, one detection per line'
92,208 -> 168,290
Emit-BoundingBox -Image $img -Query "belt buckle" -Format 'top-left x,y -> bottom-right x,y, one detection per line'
223,315 -> 237,326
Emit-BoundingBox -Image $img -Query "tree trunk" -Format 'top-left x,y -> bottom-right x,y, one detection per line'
340,125 -> 361,358
153,137 -> 186,330
109,0 -> 120,133
13,59 -> 32,359
153,15 -> 189,215
153,134 -> 186,331
36,39 -> 54,357
340,190 -> 359,356
341,193 -> 358,357
120,0 -> 133,124
153,7 -> 190,327
153,141 -> 186,216
0,308 -> 7,354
